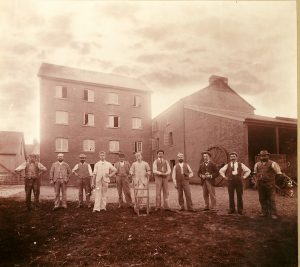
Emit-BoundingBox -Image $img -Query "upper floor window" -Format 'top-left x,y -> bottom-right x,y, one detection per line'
55,138 -> 68,152
83,89 -> 94,102
164,132 -> 174,146
55,86 -> 67,98
83,113 -> 95,126
107,93 -> 119,105
109,141 -> 120,152
134,141 -> 142,153
152,121 -> 159,131
152,138 -> 159,151
108,115 -> 120,128
55,111 -> 68,125
132,117 -> 142,129
168,132 -> 174,146
83,139 -> 95,152
133,95 -> 141,107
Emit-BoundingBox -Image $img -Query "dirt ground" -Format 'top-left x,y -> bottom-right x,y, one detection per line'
0,183 -> 297,267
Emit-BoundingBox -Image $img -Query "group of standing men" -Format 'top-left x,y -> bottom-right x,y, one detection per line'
15,149 -> 282,219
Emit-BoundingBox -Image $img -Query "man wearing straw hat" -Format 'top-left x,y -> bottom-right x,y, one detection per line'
219,152 -> 251,215
197,151 -> 219,212
172,152 -> 195,212
72,154 -> 93,208
253,150 -> 282,219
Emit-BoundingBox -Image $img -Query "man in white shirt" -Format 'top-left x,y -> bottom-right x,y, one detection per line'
72,154 -> 93,208
219,152 -> 251,215
172,153 -> 195,212
153,149 -> 171,211
92,151 -> 117,212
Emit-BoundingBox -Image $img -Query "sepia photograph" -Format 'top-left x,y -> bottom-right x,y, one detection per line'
0,1 -> 297,266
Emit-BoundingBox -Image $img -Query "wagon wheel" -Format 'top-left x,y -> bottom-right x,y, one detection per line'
207,146 -> 229,186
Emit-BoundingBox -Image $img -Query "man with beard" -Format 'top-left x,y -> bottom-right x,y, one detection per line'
219,152 -> 251,215
197,151 -> 219,212
72,154 -> 93,208
253,150 -> 282,219
15,154 -> 47,211
49,153 -> 72,210
172,153 -> 195,212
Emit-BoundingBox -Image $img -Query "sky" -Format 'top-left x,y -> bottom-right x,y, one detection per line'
0,0 -> 297,143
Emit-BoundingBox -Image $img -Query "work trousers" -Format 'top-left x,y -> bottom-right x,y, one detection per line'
93,179 -> 109,211
116,175 -> 132,206
228,178 -> 243,212
54,180 -> 67,208
257,182 -> 277,216
202,180 -> 216,209
78,177 -> 91,205
155,176 -> 170,209
25,178 -> 40,210
177,178 -> 193,210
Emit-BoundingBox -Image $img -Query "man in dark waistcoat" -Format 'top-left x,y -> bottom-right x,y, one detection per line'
253,150 -> 282,219
153,149 -> 171,211
172,153 -> 195,212
114,153 -> 133,208
219,152 -> 251,215
15,154 -> 47,211
72,154 -> 93,208
197,151 -> 219,212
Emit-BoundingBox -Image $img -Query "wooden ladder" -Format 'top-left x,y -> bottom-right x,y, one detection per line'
133,178 -> 150,216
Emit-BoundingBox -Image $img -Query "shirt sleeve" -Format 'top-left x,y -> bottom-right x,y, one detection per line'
88,164 -> 93,176
152,160 -> 159,174
109,163 -> 117,173
272,162 -> 282,174
37,162 -> 47,172
253,163 -> 258,174
241,163 -> 251,179
129,163 -> 134,176
146,162 -> 151,174
93,163 -> 98,176
165,161 -> 171,175
49,163 -> 54,180
15,161 -> 27,172
72,164 -> 79,173
187,164 -> 193,178
219,164 -> 228,178
172,166 -> 176,186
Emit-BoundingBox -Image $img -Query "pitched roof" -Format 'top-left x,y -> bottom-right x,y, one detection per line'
38,63 -> 151,92
184,104 -> 297,127
0,131 -> 25,155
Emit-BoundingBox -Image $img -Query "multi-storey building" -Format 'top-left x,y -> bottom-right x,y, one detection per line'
39,63 -> 152,184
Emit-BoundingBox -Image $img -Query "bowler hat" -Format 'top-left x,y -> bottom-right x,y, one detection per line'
258,150 -> 270,156
201,151 -> 211,157
79,154 -> 86,158
229,152 -> 238,157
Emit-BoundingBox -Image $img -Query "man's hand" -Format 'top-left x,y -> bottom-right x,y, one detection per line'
73,172 -> 79,176
50,179 -> 54,185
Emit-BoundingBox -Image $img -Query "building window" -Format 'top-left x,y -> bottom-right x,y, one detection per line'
108,116 -> 120,128
55,111 -> 68,125
109,141 -> 120,152
151,138 -> 159,151
107,93 -> 119,105
132,117 -> 142,129
55,138 -> 68,152
168,132 -> 173,146
164,132 -> 173,146
55,86 -> 67,98
133,95 -> 141,107
83,113 -> 95,126
83,139 -> 95,152
134,141 -> 142,153
152,121 -> 159,131
83,89 -> 94,102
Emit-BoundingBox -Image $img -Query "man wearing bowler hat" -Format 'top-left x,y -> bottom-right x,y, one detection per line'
114,153 -> 133,208
72,154 -> 93,208
219,152 -> 251,215
253,150 -> 282,219
197,151 -> 219,211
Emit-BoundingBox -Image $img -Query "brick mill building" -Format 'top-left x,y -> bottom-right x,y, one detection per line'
152,75 -> 297,183
39,63 -> 152,185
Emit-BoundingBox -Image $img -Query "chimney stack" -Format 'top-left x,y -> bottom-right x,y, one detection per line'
209,75 -> 228,85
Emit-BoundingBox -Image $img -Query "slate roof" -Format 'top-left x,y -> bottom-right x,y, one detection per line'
0,131 -> 25,155
38,63 -> 150,92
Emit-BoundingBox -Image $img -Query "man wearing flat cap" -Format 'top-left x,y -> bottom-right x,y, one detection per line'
72,154 -> 93,208
114,153 -> 133,208
253,150 -> 282,219
197,151 -> 219,211
49,153 -> 72,210
172,153 -> 195,211
219,152 -> 251,215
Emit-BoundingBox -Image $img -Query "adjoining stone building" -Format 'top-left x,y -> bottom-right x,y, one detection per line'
152,75 -> 297,183
39,63 -> 152,185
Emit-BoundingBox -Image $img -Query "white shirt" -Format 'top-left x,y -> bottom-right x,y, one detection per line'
152,158 -> 171,175
93,160 -> 116,182
219,161 -> 251,179
172,163 -> 193,186
253,161 -> 282,174
72,163 -> 93,176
